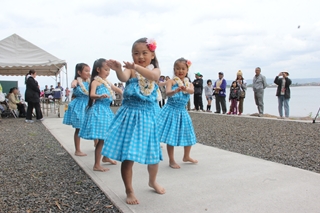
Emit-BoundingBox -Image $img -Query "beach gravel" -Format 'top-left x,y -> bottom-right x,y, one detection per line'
1,110 -> 319,212
0,119 -> 121,213
189,112 -> 320,174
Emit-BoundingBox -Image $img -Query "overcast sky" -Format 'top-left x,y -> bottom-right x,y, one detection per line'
1,0 -> 319,88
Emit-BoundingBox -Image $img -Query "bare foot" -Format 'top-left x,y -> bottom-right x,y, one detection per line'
102,156 -> 117,165
169,161 -> 180,169
149,182 -> 166,194
183,157 -> 198,164
75,151 -> 87,156
93,165 -> 110,172
126,192 -> 139,205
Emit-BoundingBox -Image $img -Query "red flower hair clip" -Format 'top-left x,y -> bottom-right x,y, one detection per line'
186,60 -> 192,68
146,38 -> 157,51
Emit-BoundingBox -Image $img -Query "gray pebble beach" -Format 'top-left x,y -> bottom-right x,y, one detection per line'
190,112 -> 320,174
0,110 -> 319,212
0,119 -> 121,213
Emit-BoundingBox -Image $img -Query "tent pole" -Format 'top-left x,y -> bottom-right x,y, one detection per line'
65,65 -> 68,88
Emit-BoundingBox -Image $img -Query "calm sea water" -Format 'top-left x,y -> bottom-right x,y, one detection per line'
190,86 -> 320,117
17,86 -> 319,117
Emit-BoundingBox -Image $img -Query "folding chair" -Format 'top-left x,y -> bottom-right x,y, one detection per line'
0,100 -> 17,118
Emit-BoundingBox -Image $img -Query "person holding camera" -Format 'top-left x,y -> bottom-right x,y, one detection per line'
274,71 -> 292,119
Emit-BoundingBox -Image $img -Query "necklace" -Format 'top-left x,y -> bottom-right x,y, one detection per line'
136,64 -> 155,96
93,76 -> 115,99
173,76 -> 189,94
136,64 -> 162,101
77,77 -> 89,95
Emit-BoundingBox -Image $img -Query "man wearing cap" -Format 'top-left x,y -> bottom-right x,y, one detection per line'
274,71 -> 291,119
252,67 -> 267,117
213,72 -> 227,114
192,72 -> 204,111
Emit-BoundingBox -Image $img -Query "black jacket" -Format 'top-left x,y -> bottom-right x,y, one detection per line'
274,76 -> 291,99
25,76 -> 40,103
192,78 -> 203,95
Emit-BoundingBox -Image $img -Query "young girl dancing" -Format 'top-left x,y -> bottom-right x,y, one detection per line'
79,58 -> 121,172
101,37 -> 165,205
63,63 -> 90,156
157,58 -> 197,169
227,81 -> 240,115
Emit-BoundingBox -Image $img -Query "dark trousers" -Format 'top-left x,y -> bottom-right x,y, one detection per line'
230,99 -> 238,114
26,102 -> 43,120
159,99 -> 165,108
215,95 -> 226,113
17,103 -> 26,116
229,97 -> 244,114
193,94 -> 203,110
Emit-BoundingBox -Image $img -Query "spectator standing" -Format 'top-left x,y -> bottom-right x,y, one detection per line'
227,81 -> 240,115
274,71 -> 291,119
252,67 -> 267,117
158,75 -> 166,108
213,72 -> 227,114
64,87 -> 70,102
192,72 -> 204,111
204,79 -> 213,112
25,69 -> 43,123
186,76 -> 191,110
228,70 -> 247,115
54,82 -> 64,104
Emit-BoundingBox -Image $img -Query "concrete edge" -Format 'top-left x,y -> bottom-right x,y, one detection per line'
42,121 -> 133,213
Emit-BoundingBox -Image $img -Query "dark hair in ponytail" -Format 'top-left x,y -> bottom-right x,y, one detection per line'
132,37 -> 159,68
25,69 -> 36,84
74,63 -> 89,80
87,58 -> 106,108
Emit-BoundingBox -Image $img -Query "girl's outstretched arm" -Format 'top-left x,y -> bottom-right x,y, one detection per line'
166,79 -> 181,97
106,60 -> 132,82
123,62 -> 160,81
90,81 -> 108,99
186,83 -> 194,94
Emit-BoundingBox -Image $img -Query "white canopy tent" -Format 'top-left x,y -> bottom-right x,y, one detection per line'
0,34 -> 68,85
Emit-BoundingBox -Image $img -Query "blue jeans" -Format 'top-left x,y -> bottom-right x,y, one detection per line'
278,96 -> 290,117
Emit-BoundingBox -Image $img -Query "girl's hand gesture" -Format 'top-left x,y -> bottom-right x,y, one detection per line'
180,86 -> 187,92
123,61 -> 135,70
175,87 -> 182,94
106,60 -> 122,71
100,94 -> 109,99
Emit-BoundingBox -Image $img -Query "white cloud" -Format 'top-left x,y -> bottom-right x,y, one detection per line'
1,0 -> 320,89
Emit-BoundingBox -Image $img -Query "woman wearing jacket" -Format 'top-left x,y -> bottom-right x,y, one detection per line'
25,70 -> 43,123
8,87 -> 26,117
274,71 -> 291,119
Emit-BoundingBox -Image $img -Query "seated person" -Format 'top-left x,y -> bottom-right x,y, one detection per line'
8,87 -> 26,117
44,85 -> 52,98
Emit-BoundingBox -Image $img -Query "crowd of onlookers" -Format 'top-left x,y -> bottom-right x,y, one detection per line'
156,67 -> 292,118
0,67 -> 292,121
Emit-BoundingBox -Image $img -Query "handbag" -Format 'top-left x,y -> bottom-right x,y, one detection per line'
240,90 -> 245,98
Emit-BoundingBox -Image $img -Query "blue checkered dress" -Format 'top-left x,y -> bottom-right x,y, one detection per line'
157,83 -> 196,146
63,82 -> 89,129
101,78 -> 162,165
79,84 -> 114,140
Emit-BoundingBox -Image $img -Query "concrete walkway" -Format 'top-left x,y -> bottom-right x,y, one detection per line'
43,116 -> 320,213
